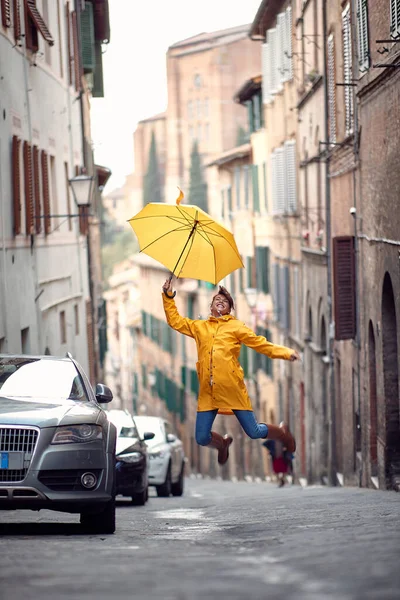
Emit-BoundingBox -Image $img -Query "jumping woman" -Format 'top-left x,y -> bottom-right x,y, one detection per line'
162,279 -> 300,465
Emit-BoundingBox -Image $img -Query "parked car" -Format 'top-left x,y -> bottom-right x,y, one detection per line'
134,415 -> 185,497
106,409 -> 154,505
0,354 -> 117,534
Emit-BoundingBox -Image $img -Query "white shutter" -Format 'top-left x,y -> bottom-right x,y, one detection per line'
277,13 -> 285,86
286,7 -> 293,80
390,0 -> 400,36
342,5 -> 354,136
268,28 -> 278,95
271,152 -> 277,213
284,140 -> 297,213
275,147 -> 285,214
262,42 -> 271,104
357,0 -> 369,71
327,34 -> 337,144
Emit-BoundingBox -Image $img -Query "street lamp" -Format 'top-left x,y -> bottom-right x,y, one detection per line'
68,174 -> 95,210
244,287 -> 258,310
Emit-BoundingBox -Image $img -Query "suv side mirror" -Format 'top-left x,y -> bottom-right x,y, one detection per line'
95,383 -> 113,404
143,431 -> 155,441
167,433 -> 177,443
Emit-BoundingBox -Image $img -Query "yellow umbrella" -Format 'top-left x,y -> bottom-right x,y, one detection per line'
128,190 -> 243,285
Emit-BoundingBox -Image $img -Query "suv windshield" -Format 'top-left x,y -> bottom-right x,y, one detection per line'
0,357 -> 87,402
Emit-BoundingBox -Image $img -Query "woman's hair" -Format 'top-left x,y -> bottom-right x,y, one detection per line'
212,286 -> 235,310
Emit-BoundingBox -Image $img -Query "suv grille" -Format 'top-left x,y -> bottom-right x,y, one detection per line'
0,427 -> 39,483
38,469 -> 102,491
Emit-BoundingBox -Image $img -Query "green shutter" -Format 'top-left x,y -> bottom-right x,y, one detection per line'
187,295 -> 194,319
253,96 -> 261,130
190,369 -> 199,396
92,43 -> 104,97
256,247 -> 270,293
252,165 -> 260,212
246,256 -> 253,288
227,186 -> 232,214
181,365 -> 187,387
80,2 -> 95,73
221,189 -> 225,219
246,100 -> 255,133
142,364 -> 147,389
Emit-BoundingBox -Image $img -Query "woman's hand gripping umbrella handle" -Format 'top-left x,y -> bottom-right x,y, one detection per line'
162,275 -> 176,299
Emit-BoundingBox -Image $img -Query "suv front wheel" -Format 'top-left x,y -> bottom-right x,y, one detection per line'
156,464 -> 171,497
80,498 -> 116,534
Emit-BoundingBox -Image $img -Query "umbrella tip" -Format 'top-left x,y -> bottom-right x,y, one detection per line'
176,187 -> 184,205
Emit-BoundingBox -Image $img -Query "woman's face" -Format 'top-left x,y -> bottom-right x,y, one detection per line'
210,294 -> 231,316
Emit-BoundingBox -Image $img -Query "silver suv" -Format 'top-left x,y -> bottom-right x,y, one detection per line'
0,354 -> 117,534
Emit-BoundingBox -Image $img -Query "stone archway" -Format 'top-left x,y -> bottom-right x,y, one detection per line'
381,273 -> 399,488
368,321 -> 378,480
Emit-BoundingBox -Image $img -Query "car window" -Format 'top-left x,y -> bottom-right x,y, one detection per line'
120,423 -> 139,439
0,357 -> 88,402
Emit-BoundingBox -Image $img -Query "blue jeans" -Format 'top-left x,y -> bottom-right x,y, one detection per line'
195,410 -> 268,446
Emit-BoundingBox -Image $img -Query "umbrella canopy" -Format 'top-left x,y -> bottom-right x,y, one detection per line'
128,196 -> 243,285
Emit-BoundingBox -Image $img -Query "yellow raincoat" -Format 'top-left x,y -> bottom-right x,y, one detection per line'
162,294 -> 294,415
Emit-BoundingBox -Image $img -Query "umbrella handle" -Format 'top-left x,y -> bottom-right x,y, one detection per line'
164,273 -> 176,299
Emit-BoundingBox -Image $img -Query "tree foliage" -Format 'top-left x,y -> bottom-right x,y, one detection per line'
143,131 -> 162,206
188,140 -> 208,213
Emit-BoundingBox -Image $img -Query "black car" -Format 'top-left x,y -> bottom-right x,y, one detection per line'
0,354 -> 117,534
106,410 -> 154,505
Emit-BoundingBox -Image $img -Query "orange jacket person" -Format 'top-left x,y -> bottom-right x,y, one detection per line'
162,279 -> 300,465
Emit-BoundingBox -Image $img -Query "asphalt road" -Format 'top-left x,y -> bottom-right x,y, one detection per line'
1,478 -> 400,600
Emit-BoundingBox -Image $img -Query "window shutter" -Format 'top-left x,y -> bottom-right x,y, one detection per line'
66,2 -> 72,85
282,265 -> 291,331
357,0 -> 370,71
342,5 -> 354,136
390,0 -> 400,36
221,188 -> 225,219
333,236 -> 356,340
80,0 -> 95,72
327,34 -> 337,144
246,100 -> 254,134
23,141 -> 34,235
246,256 -> 253,288
227,186 -> 232,214
256,246 -> 270,293
234,166 -> 241,209
273,262 -> 281,322
12,135 -> 21,236
286,7 -> 293,80
293,266 -> 300,338
13,0 -> 21,41
262,43 -> 270,104
243,165 -> 249,208
284,140 -> 297,213
262,161 -> 267,212
32,146 -> 41,233
252,164 -> 260,212
273,147 -> 285,214
277,13 -> 285,85
25,0 -> 54,46
253,95 -> 261,130
41,150 -> 51,235
71,11 -> 81,91
1,0 -> 11,27
92,42 -> 104,97
267,28 -> 278,95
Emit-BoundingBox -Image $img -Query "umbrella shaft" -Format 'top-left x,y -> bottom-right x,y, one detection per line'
170,221 -> 198,278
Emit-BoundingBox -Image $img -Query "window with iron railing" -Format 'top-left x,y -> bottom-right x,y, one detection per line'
342,5 -> 354,136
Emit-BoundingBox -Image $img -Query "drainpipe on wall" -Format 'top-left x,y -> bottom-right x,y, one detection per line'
322,0 -> 337,486
75,0 -> 98,383
350,0 -> 362,487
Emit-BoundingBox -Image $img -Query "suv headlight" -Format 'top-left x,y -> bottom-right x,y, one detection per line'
51,424 -> 102,445
117,452 -> 142,464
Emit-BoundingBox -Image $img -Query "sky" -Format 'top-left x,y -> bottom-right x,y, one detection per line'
90,0 -> 263,193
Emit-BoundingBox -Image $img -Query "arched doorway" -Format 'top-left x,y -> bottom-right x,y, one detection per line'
381,273 -> 399,488
368,321 -> 378,479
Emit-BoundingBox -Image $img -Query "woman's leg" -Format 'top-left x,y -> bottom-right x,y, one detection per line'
233,410 -> 268,439
195,410 -> 218,446
195,409 -> 232,465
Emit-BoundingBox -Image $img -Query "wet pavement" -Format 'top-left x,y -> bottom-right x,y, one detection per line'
1,477 -> 400,599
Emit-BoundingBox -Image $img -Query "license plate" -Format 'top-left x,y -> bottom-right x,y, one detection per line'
0,452 -> 24,469
0,452 -> 9,469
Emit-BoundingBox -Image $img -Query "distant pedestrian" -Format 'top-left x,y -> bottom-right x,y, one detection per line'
263,438 -> 294,487
162,278 -> 300,466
